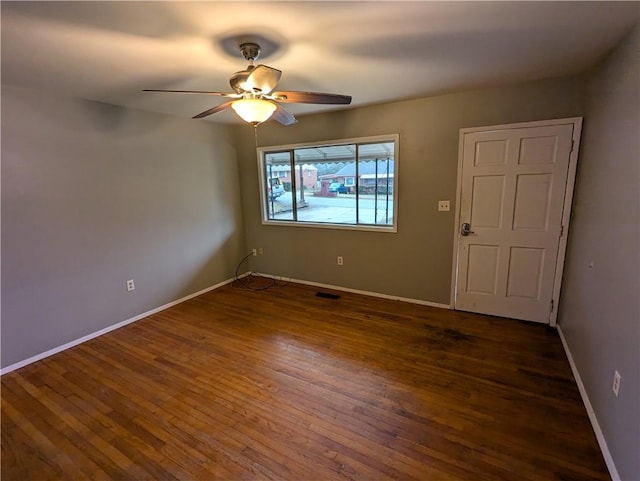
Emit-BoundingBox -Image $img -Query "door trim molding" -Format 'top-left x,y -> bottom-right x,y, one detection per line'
450,117 -> 583,326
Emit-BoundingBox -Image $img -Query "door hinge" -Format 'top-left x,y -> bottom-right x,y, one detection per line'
560,225 -> 564,237
550,299 -> 554,313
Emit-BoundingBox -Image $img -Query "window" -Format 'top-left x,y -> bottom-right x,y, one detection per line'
258,134 -> 398,232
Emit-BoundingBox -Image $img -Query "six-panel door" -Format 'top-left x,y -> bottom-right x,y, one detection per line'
455,123 -> 574,323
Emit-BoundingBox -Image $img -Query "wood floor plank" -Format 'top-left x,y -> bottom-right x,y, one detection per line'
2,281 -> 610,480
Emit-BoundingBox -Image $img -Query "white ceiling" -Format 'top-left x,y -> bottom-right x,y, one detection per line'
2,1 -> 638,124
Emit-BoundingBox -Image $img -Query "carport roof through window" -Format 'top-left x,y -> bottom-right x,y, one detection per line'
257,134 -> 398,232
265,143 -> 394,166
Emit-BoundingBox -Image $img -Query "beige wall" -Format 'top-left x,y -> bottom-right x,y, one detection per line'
1,85 -> 246,367
234,77 -> 586,303
559,25 -> 639,480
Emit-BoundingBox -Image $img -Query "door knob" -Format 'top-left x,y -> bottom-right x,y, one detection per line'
461,222 -> 475,236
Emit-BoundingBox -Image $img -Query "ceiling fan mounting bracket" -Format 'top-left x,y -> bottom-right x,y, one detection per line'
239,42 -> 261,63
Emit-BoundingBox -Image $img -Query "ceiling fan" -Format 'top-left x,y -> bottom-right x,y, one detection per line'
143,42 -> 352,126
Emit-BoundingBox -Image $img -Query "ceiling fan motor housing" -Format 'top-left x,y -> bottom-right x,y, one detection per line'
230,69 -> 252,94
230,43 -> 261,93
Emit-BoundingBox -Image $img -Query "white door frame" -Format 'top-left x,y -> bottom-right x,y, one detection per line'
450,117 -> 583,326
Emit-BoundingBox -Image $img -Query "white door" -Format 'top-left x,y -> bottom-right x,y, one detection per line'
454,119 -> 580,324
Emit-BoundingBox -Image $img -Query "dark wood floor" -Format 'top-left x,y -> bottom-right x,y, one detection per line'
2,281 -> 610,480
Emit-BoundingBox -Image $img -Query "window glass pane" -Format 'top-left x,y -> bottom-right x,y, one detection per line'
264,151 -> 294,221
259,135 -> 397,231
294,145 -> 357,224
358,142 -> 394,226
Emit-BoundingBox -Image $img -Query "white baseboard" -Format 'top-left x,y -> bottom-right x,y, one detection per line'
1,272 -> 449,374
557,325 -> 620,481
253,272 -> 452,310
2,272 -> 447,375
0,275 -> 246,376
2,271 -> 619,480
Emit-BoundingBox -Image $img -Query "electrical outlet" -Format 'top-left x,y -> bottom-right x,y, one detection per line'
126,279 -> 135,292
252,248 -> 257,256
612,370 -> 621,397
337,256 -> 344,266
258,247 -> 264,255
438,200 -> 450,212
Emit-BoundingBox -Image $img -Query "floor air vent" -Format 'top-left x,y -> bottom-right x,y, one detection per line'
315,292 -> 341,300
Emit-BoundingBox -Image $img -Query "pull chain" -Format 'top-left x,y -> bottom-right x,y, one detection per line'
254,123 -> 259,149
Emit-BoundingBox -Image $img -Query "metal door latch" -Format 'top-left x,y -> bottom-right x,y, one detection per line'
461,223 -> 475,236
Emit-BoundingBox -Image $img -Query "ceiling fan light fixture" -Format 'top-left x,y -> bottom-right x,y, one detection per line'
231,98 -> 276,124
143,41 -> 350,125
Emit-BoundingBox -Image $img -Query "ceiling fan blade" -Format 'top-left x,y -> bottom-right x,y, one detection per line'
246,65 -> 282,94
143,89 -> 239,97
272,104 -> 297,126
193,101 -> 234,119
270,91 -> 352,105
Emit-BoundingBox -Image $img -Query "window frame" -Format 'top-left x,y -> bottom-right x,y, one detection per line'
257,134 -> 399,233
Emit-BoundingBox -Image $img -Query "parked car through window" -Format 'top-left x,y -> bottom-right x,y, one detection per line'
329,183 -> 349,194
